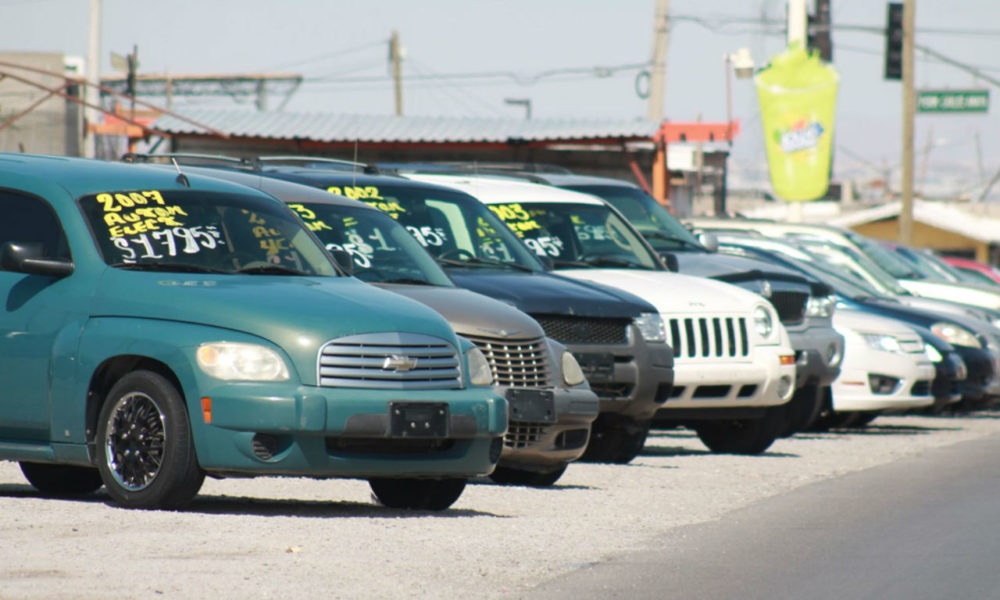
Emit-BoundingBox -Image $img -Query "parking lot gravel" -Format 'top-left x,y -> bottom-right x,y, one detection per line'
3,412 -> 1000,600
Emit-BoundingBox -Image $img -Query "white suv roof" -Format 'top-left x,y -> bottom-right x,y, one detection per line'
403,173 -> 606,206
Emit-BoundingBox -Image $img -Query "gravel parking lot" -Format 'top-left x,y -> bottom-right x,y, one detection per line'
3,412 -> 999,600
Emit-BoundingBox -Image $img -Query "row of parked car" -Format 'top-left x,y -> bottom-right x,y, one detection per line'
0,151 -> 992,511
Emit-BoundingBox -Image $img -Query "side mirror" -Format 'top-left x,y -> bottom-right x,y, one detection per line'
697,232 -> 719,253
659,252 -> 679,272
1,242 -> 74,278
329,248 -> 355,275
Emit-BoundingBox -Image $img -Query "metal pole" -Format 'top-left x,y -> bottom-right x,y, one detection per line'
84,0 -> 101,157
900,0 -> 915,245
646,0 -> 670,122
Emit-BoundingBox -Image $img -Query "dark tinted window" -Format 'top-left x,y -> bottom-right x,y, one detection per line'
0,190 -> 70,261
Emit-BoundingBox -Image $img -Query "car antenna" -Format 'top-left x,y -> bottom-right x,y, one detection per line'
171,157 -> 190,187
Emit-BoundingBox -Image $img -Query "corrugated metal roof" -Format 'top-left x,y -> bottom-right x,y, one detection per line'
152,109 -> 660,144
831,200 -> 1000,243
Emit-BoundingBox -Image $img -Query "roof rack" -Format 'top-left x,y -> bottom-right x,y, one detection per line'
255,155 -> 380,174
121,152 -> 255,169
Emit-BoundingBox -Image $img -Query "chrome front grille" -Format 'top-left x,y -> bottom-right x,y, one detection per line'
667,316 -> 750,360
318,332 -> 461,389
466,335 -> 550,387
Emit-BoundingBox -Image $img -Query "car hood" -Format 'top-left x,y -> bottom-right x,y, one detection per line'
674,252 -> 828,296
375,284 -> 545,340
555,268 -> 765,316
446,269 -> 652,318
93,269 -> 460,381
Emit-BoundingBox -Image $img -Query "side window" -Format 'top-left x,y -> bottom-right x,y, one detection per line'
0,191 -> 71,261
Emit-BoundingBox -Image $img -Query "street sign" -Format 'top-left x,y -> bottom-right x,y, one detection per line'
917,89 -> 989,113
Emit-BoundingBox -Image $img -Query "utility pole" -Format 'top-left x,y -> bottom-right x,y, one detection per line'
84,0 -> 101,158
389,30 -> 403,116
646,0 -> 670,122
900,0 -> 915,245
786,0 -> 808,222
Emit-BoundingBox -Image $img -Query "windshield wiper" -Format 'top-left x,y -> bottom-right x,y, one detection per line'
110,262 -> 228,274
436,256 -> 534,272
379,277 -> 434,285
641,229 -> 704,250
235,263 -> 308,275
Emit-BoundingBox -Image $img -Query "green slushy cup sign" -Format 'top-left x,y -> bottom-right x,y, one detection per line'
755,44 -> 839,202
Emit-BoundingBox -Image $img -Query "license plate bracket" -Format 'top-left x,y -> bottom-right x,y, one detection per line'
506,388 -> 556,423
574,352 -> 615,381
389,402 -> 449,438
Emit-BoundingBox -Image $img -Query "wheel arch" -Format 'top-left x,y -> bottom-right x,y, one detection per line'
86,355 -> 185,447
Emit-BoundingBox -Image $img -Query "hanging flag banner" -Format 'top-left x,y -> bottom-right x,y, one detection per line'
755,43 -> 839,202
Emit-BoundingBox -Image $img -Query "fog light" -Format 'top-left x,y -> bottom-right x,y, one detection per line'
868,374 -> 900,395
826,343 -> 842,367
776,375 -> 794,401
252,433 -> 279,460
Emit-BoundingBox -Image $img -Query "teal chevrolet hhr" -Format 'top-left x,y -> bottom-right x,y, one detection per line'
0,153 -> 507,511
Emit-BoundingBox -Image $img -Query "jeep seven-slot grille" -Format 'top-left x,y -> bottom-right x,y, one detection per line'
466,335 -> 550,387
531,315 -> 630,344
769,290 -> 808,325
667,316 -> 750,360
318,332 -> 460,389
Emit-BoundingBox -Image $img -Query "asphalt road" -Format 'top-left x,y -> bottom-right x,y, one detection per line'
531,432 -> 1000,600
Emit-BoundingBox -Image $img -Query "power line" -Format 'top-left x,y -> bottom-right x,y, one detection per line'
263,39 -> 385,72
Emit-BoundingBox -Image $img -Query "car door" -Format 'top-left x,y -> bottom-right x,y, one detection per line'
0,190 -> 74,442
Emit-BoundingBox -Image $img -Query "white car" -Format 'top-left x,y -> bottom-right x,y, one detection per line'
831,308 -> 936,423
405,173 -> 797,455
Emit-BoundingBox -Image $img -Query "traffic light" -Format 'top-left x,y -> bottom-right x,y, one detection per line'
807,0 -> 832,62
884,2 -> 903,80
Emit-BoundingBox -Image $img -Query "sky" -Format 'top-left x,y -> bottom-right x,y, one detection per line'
1,0 -> 999,197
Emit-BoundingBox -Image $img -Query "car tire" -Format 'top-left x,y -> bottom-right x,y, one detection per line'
781,383 -> 825,436
368,477 -> 467,511
579,415 -> 650,464
19,462 -> 103,496
96,370 -> 204,510
694,406 -> 785,455
488,463 -> 568,487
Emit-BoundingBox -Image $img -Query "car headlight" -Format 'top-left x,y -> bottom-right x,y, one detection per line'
925,343 -> 943,362
562,351 -> 587,386
806,295 -> 835,318
633,312 -> 666,343
196,342 -> 289,381
931,322 -> 982,348
466,346 -> 494,386
861,333 -> 903,354
753,305 -> 774,338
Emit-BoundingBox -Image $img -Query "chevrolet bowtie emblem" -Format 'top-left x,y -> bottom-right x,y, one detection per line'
383,354 -> 418,372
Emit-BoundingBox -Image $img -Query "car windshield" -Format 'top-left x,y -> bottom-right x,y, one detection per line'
846,232 -> 923,280
286,201 -> 452,286
793,238 -> 911,295
79,189 -> 337,276
561,184 -> 704,251
321,183 -> 545,271
487,201 -> 661,270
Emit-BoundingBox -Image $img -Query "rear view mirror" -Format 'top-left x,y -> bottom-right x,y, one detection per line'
698,232 -> 719,253
659,252 -> 679,272
1,242 -> 74,278
329,249 -> 355,275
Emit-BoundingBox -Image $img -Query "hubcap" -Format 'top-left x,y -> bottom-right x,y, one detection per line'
104,392 -> 166,491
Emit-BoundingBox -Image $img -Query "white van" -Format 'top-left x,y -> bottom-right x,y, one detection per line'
406,174 -> 797,455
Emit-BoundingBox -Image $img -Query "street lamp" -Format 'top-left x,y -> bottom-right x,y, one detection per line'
724,48 -> 755,146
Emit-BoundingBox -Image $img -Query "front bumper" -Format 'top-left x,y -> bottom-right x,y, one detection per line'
786,325 -> 843,388
564,326 -> 674,422
188,383 -> 507,479
656,344 -> 796,417
833,358 -> 936,412
499,386 -> 599,470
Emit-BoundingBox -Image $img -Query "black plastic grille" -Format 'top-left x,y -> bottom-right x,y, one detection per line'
504,423 -> 548,449
531,315 -> 630,344
769,291 -> 808,325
